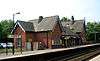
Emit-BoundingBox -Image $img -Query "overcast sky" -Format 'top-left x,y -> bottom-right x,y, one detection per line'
0,0 -> 100,22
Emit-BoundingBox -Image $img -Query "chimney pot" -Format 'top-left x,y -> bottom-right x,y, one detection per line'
38,16 -> 43,23
71,16 -> 75,24
71,16 -> 74,20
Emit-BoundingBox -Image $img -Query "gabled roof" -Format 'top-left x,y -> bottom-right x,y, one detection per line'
36,16 -> 60,31
12,16 -> 85,37
61,20 -> 85,33
18,21 -> 34,32
62,26 -> 77,36
28,19 -> 39,31
12,16 -> 61,33
12,20 -> 34,33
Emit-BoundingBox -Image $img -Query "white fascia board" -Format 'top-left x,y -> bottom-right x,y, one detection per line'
18,22 -> 25,32
11,23 -> 18,33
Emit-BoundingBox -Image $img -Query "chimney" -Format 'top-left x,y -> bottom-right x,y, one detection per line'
71,16 -> 74,24
54,15 -> 59,20
38,16 -> 43,23
52,15 -> 60,21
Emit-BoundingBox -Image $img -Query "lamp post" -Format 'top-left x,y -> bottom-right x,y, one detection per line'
12,12 -> 20,55
13,12 -> 20,24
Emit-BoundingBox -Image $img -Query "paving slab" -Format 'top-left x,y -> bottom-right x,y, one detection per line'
89,54 -> 100,61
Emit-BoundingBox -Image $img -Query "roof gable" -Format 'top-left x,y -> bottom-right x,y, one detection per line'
36,16 -> 60,31
18,21 -> 34,32
12,16 -> 61,33
61,20 -> 85,32
12,21 -> 34,33
28,19 -> 39,31
62,26 -> 77,36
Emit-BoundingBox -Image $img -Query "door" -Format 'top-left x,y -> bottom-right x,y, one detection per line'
26,42 -> 31,51
33,42 -> 38,50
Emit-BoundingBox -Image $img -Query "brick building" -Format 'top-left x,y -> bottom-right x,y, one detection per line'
61,16 -> 86,46
12,16 -> 63,50
12,15 -> 86,50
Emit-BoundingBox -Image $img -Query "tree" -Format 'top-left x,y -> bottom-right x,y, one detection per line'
0,19 -> 13,42
0,23 -> 2,41
61,17 -> 70,21
95,22 -> 100,32
86,22 -> 100,42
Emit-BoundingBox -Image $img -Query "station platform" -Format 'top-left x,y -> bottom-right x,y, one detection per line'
89,54 -> 100,61
0,43 -> 100,61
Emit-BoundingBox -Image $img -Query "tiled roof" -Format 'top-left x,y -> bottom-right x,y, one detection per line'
62,26 -> 76,36
18,21 -> 34,32
28,19 -> 39,31
15,16 -> 60,32
36,16 -> 59,31
13,16 -> 85,37
61,20 -> 85,33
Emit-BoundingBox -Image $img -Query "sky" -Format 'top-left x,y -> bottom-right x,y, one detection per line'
0,0 -> 100,22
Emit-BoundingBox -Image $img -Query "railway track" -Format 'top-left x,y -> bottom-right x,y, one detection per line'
47,46 -> 100,61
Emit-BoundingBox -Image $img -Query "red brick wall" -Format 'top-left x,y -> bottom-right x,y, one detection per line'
36,32 -> 52,48
35,22 -> 62,49
79,31 -> 86,44
26,32 -> 34,42
26,32 -> 35,50
51,22 -> 62,46
14,26 -> 26,49
21,31 -> 26,48
14,21 -> 62,49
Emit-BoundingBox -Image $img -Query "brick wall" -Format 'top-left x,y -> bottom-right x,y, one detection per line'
14,21 -> 62,49
51,22 -> 62,45
35,22 -> 62,49
14,26 -> 26,49
36,32 -> 52,48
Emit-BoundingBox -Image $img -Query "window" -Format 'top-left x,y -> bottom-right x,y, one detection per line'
16,35 -> 22,47
17,38 -> 21,47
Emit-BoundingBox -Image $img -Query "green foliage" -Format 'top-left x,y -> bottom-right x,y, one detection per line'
0,23 -> 2,41
95,23 -> 100,32
0,19 -> 13,40
86,22 -> 100,41
61,17 -> 70,21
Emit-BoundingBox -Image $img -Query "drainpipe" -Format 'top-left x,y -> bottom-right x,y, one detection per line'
47,31 -> 48,48
20,35 -> 22,54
